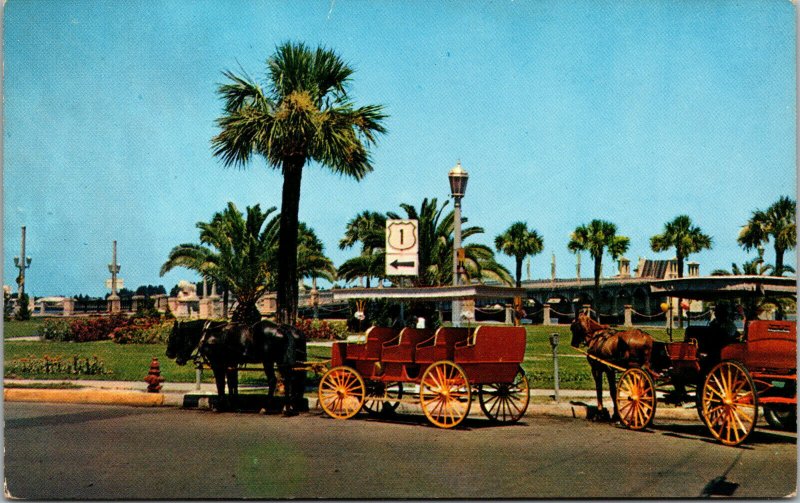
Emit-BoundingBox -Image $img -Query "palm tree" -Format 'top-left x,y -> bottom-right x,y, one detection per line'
212,42 -> 387,324
738,196 -> 797,276
297,222 -> 337,290
161,203 -> 278,323
567,220 -> 630,306
339,210 -> 387,287
650,215 -> 713,278
494,222 -> 545,288
651,215 -> 713,327
388,198 -> 512,287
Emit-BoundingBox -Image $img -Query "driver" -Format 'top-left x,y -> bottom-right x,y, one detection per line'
709,303 -> 739,344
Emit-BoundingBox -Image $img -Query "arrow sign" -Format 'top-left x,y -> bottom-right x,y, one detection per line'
386,253 -> 418,276
390,259 -> 416,268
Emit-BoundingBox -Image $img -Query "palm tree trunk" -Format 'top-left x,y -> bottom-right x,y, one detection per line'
677,255 -> 684,329
277,159 -> 304,325
593,255 -> 602,311
775,243 -> 785,276
515,256 -> 523,288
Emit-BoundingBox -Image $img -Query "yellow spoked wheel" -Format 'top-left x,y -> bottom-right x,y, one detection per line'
318,366 -> 365,420
617,368 -> 656,430
702,361 -> 758,446
478,366 -> 530,423
363,382 -> 404,416
419,361 -> 472,429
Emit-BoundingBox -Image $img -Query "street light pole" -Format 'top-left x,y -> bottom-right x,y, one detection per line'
108,240 -> 121,300
448,161 -> 469,327
13,226 -> 32,299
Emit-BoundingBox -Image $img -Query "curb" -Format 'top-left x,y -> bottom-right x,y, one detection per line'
4,387 -> 700,422
4,388 -> 166,407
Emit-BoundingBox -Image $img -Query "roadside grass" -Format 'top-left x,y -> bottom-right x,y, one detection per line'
3,318 -> 46,339
4,323 -> 684,390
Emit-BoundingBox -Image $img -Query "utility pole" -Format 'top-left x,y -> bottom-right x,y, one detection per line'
108,240 -> 121,312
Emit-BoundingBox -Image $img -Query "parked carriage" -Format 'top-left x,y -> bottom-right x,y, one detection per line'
613,276 -> 796,446
317,324 -> 529,428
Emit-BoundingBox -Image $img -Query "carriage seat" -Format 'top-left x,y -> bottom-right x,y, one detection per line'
415,327 -> 472,365
453,326 -> 526,364
345,326 -> 399,361
381,328 -> 435,363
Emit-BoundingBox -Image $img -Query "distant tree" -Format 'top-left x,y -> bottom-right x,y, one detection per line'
135,285 -> 167,296
4,289 -> 13,321
494,222 -> 545,288
339,210 -> 387,288
14,293 -> 31,321
212,41 -> 387,325
650,215 -> 713,278
568,220 -> 630,306
738,196 -> 796,276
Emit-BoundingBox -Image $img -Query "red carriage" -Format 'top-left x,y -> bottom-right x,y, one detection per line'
318,325 -> 529,428
316,286 -> 530,428
614,276 -> 796,446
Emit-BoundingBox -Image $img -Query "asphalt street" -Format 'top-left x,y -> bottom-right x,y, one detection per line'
4,401 -> 796,499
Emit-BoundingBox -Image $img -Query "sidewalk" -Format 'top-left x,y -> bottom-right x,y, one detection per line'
3,378 -> 702,422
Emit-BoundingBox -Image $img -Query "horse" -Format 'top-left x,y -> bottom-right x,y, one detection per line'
569,312 -> 654,421
165,319 -> 307,415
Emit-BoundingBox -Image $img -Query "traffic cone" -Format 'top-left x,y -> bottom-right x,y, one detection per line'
144,357 -> 165,393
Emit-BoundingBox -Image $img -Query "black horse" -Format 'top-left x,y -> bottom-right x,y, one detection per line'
165,319 -> 307,414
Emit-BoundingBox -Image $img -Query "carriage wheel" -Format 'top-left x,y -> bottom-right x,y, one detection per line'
419,361 -> 472,429
318,366 -> 365,420
702,361 -> 758,446
616,368 -> 656,430
363,382 -> 404,416
478,366 -> 530,423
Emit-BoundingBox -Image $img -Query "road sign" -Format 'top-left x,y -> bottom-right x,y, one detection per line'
386,254 -> 419,276
105,278 -> 124,289
385,219 -> 419,276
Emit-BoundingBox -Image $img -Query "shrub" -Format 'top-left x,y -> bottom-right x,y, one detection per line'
295,318 -> 348,340
5,355 -> 110,377
38,318 -> 73,341
67,314 -> 131,342
112,320 -> 172,344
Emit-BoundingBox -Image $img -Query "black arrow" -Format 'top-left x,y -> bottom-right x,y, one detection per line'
390,259 -> 415,268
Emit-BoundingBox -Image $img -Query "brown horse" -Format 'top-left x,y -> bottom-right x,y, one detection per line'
570,312 -> 654,421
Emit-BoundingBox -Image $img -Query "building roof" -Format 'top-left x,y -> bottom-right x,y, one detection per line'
332,285 -> 526,302
649,275 -> 797,300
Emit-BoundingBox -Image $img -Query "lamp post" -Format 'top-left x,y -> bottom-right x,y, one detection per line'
13,226 -> 32,299
108,240 -> 121,312
448,161 -> 469,327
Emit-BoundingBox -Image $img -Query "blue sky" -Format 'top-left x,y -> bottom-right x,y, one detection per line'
3,0 -> 797,297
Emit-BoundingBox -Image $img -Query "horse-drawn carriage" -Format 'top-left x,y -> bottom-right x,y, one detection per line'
317,324 -> 529,428
572,275 -> 796,446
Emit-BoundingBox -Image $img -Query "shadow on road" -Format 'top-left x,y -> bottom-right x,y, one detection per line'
5,407 -> 150,430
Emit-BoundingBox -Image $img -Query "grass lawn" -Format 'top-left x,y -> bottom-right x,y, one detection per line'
4,324 -> 685,390
3,318 -> 46,339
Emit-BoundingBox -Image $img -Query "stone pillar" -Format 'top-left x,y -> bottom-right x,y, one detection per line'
199,298 -> 213,318
62,297 -> 74,317
39,301 -> 46,315
624,304 -> 633,327
505,304 -> 513,325
168,297 -> 179,316
543,303 -> 552,326
107,297 -> 121,313
208,294 -> 221,318
152,294 -> 167,312
131,295 -> 145,312
461,299 -> 475,325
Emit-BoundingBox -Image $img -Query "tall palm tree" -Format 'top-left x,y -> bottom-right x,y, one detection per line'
738,196 -> 796,276
212,42 -> 387,324
161,203 -> 278,323
494,222 -> 545,288
567,219 -> 630,306
388,198 -> 512,287
339,210 -> 387,287
650,215 -> 713,278
650,215 -> 713,327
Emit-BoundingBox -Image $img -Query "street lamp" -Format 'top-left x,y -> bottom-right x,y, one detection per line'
13,226 -> 32,299
448,161 -> 469,326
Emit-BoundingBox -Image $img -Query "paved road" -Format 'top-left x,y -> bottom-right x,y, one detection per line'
5,402 -> 796,499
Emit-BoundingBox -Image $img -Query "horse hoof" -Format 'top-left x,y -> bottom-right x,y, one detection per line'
282,408 -> 299,417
